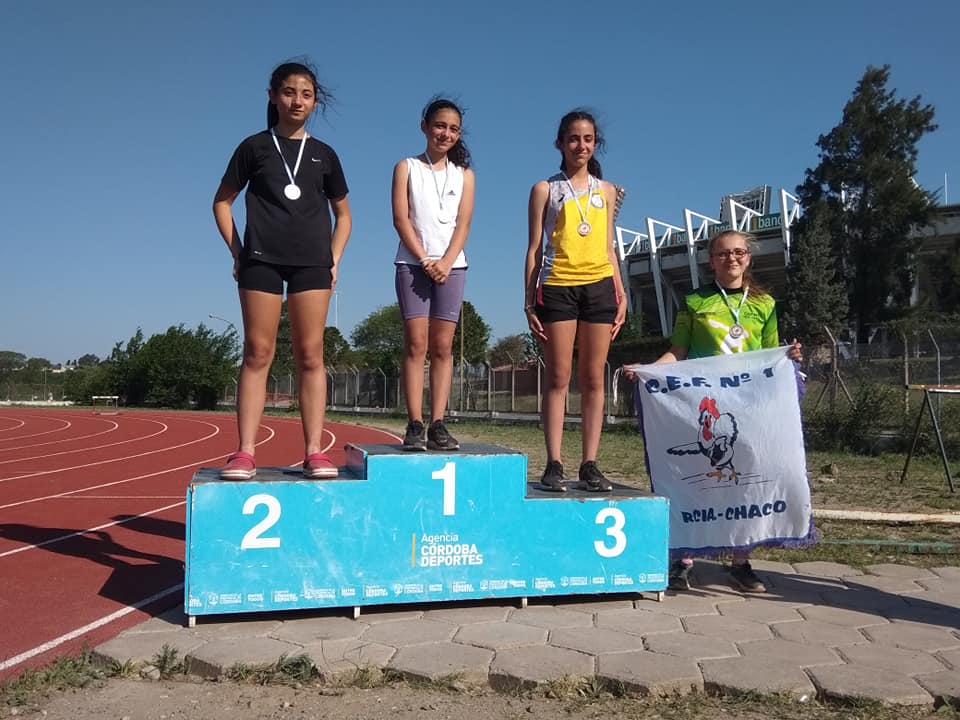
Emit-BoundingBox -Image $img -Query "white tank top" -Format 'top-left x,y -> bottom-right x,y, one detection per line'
394,156 -> 468,268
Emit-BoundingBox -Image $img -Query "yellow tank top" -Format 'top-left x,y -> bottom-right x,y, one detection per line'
538,173 -> 614,286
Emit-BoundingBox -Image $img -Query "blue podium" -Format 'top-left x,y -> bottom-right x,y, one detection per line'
184,444 -> 669,625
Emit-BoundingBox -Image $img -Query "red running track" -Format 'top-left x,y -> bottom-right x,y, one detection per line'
0,407 -> 398,678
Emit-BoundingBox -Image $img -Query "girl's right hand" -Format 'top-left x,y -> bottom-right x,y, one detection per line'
233,256 -> 240,281
422,259 -> 444,284
526,307 -> 547,342
621,364 -> 638,382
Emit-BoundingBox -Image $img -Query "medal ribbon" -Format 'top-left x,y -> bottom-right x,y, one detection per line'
270,128 -> 307,192
716,283 -> 749,327
562,173 -> 594,229
424,150 -> 450,216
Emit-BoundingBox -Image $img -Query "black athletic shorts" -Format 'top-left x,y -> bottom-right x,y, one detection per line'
535,276 -> 618,324
237,259 -> 333,295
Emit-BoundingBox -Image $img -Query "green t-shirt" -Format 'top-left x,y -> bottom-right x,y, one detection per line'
670,285 -> 779,359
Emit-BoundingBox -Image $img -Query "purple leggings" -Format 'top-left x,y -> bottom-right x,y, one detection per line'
395,264 -> 466,322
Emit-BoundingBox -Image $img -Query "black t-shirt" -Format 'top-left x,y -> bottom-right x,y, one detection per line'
222,131 -> 349,266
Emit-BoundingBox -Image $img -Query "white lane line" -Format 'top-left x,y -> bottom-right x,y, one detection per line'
56,495 -> 183,500
0,420 -> 167,465
0,417 -> 26,433
0,420 -> 218,483
0,417 -> 72,442
0,420 -> 120,455
0,426 -> 275,510
0,501 -> 187,559
0,584 -> 184,672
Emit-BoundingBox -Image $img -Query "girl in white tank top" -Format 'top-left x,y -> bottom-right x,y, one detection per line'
391,98 -> 476,452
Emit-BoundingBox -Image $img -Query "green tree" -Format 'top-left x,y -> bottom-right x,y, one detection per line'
76,353 -> 100,367
108,328 -> 147,405
924,239 -> 960,314
0,351 -> 26,374
798,64 -> 937,342
351,305 -> 405,370
62,363 -> 114,402
451,301 -> 490,364
489,334 -> 529,366
323,326 -> 351,365
782,201 -> 849,344
352,302 -> 491,369
270,300 -> 294,379
136,324 -> 239,409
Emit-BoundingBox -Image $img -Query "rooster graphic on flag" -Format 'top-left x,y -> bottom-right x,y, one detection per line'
667,397 -> 743,484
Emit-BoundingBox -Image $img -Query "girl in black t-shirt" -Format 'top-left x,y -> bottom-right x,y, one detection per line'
213,61 -> 352,481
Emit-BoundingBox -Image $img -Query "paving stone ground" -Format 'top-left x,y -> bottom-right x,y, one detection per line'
95,561 -> 960,708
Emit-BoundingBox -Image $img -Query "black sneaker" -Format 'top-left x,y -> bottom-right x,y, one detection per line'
729,562 -> 766,593
426,420 -> 460,450
578,461 -> 613,492
540,460 -> 567,492
402,420 -> 426,451
668,560 -> 693,591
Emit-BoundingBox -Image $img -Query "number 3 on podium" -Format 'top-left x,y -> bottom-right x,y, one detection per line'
594,507 -> 626,558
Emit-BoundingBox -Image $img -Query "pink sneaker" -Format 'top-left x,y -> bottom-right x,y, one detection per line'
221,451 -> 256,480
303,452 -> 338,479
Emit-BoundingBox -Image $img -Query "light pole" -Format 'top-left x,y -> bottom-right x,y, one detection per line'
210,314 -> 241,405
208,314 -> 238,334
331,292 -> 340,330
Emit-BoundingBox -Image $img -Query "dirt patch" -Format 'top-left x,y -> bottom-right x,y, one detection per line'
8,677 -> 954,720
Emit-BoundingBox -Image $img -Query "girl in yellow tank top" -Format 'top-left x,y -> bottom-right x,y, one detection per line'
524,109 -> 628,494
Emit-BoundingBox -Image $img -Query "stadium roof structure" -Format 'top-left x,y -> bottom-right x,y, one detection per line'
615,186 -> 800,337
617,188 -> 960,338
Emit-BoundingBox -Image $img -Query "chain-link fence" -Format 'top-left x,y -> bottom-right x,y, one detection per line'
2,379 -> 68,403
208,326 -> 960,433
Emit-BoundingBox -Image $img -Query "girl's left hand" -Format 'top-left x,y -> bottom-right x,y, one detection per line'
331,264 -> 339,290
787,338 -> 803,363
611,299 -> 627,340
432,258 -> 453,285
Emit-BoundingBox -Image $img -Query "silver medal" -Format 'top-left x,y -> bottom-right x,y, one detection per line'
729,323 -> 745,339
437,210 -> 453,224
271,129 -> 307,204
577,221 -> 592,236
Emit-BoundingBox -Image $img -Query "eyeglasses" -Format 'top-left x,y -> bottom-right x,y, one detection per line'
712,248 -> 750,259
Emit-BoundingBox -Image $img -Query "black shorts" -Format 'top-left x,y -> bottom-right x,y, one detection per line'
535,277 -> 618,324
237,259 -> 332,295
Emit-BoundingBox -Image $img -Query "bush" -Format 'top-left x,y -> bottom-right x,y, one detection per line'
804,381 -> 904,454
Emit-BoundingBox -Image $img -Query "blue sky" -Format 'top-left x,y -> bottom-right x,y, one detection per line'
2,0 -> 957,364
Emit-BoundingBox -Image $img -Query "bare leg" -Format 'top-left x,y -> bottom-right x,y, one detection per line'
576,321 -> 613,463
428,319 -> 457,420
236,289 -> 282,455
287,289 -> 332,455
540,320 -> 577,463
402,317 -> 429,421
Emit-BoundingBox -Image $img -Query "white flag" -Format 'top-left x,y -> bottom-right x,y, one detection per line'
628,347 -> 813,554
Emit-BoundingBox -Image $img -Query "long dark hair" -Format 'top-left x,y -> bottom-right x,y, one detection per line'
266,61 -> 333,129
708,230 -> 769,299
422,97 -> 471,169
555,109 -> 605,179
